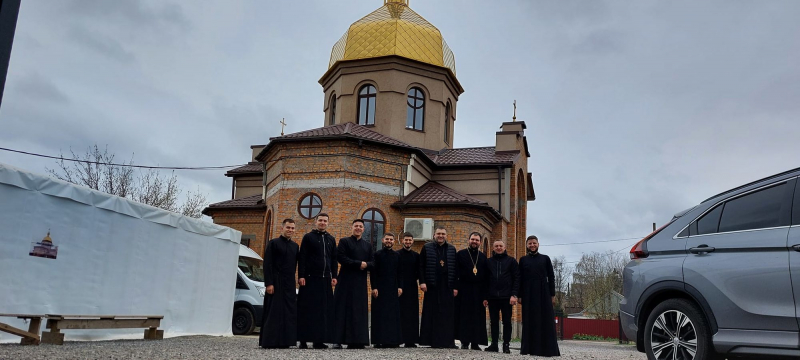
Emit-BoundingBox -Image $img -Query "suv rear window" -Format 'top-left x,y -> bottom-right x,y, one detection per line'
718,183 -> 786,233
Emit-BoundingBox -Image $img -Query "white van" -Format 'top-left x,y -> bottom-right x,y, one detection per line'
233,245 -> 265,335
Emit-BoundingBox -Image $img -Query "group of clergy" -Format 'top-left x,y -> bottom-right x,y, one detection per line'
257,213 -> 560,357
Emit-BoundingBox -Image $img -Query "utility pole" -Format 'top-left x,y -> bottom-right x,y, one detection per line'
0,0 -> 21,109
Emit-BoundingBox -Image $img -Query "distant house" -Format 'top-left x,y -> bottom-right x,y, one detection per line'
568,291 -> 623,319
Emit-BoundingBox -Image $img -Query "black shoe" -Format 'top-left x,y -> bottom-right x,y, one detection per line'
374,344 -> 383,349
485,343 -> 499,352
404,343 -> 417,348
332,344 -> 343,349
348,344 -> 365,349
298,342 -> 308,349
461,343 -> 470,349
502,343 -> 510,354
471,344 -> 481,350
312,343 -> 328,349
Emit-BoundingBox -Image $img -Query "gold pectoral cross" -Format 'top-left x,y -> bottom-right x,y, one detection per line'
473,266 -> 477,275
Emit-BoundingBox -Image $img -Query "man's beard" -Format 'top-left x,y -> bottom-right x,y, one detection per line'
469,244 -> 479,249
403,244 -> 412,249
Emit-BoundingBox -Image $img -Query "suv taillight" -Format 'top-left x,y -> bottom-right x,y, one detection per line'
630,221 -> 675,260
630,238 -> 648,259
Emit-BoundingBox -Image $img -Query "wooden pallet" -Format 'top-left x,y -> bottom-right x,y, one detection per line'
0,313 -> 44,345
41,314 -> 164,345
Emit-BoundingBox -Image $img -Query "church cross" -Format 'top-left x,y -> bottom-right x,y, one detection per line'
512,100 -> 517,122
280,118 -> 287,136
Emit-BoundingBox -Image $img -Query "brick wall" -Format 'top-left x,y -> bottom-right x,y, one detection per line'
210,137 -> 533,338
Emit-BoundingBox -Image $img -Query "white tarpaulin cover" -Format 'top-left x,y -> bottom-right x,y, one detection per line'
0,163 -> 241,342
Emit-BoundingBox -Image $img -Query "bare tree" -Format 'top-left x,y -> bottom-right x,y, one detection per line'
47,145 -> 208,218
551,255 -> 573,313
48,145 -> 135,198
571,251 -> 627,319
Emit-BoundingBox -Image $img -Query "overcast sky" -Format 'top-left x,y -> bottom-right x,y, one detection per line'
2,0 -> 799,265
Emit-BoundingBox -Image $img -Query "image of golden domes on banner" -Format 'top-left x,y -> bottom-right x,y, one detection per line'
29,230 -> 58,259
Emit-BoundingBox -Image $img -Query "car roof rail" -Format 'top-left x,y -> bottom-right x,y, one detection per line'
701,166 -> 800,203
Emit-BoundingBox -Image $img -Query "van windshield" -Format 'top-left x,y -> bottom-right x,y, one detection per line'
238,256 -> 264,282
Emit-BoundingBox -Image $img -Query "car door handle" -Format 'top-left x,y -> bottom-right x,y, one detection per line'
689,245 -> 715,254
792,244 -> 800,252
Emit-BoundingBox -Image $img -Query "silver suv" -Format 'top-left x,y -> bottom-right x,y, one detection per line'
621,168 -> 800,360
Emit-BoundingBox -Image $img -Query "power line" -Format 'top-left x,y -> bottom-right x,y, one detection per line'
545,236 -> 644,247
0,146 -> 246,170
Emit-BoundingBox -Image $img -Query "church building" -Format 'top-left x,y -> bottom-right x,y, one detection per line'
203,0 -> 535,334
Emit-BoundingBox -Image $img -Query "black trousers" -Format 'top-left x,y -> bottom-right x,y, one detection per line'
488,299 -> 512,344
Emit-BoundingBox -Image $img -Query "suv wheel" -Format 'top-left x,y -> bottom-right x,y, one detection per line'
644,299 -> 711,360
232,307 -> 255,335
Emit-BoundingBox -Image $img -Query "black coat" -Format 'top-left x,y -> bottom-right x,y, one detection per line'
419,241 -> 457,348
397,248 -> 421,345
298,230 -> 338,279
333,236 -> 374,345
297,230 -> 337,343
259,236 -> 299,348
519,253 -> 560,357
454,247 -> 488,345
370,247 -> 403,345
485,251 -> 520,300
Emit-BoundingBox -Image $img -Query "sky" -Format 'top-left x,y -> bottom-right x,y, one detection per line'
2,0 -> 799,266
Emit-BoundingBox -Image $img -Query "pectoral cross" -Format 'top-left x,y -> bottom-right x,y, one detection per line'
280,118 -> 287,136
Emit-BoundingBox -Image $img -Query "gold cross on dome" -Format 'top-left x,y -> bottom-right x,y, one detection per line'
280,118 -> 287,135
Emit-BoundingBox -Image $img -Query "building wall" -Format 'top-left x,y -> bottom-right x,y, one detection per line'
321,57 -> 460,151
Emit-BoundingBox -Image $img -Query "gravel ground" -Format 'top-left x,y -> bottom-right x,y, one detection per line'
0,336 -> 644,360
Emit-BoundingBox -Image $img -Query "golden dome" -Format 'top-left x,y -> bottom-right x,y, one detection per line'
329,0 -> 456,74
42,231 -> 52,244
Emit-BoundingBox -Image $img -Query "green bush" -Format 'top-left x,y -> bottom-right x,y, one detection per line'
572,333 -> 618,342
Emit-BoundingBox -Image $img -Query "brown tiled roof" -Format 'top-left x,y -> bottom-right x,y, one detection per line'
426,146 -> 519,166
225,162 -> 262,176
202,194 -> 264,215
273,122 -> 414,148
395,181 -> 489,206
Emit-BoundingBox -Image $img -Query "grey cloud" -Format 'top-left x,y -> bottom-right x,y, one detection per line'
61,0 -> 189,30
13,73 -> 69,104
69,26 -> 136,63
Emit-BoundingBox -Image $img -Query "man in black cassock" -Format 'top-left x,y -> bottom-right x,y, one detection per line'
332,219 -> 374,349
297,213 -> 338,349
418,226 -> 458,348
398,232 -> 421,348
484,240 -> 520,354
519,235 -> 560,357
455,231 -> 489,350
259,219 -> 299,349
370,232 -> 403,348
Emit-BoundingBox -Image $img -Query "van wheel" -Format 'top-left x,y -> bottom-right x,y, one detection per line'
644,299 -> 711,360
232,307 -> 255,335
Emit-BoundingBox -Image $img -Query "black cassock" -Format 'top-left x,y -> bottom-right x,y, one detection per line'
333,235 -> 374,345
454,247 -> 488,346
419,241 -> 457,348
370,247 -> 403,346
259,236 -> 299,348
397,248 -> 421,345
519,252 -> 560,357
297,230 -> 338,344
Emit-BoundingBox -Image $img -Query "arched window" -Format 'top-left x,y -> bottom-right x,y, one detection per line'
357,85 -> 376,125
329,94 -> 337,126
298,193 -> 323,219
406,87 -> 425,131
444,102 -> 451,143
362,208 -> 385,251
483,237 -> 490,255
